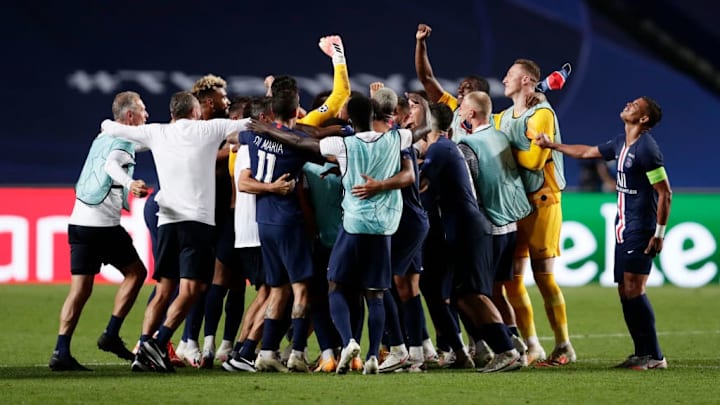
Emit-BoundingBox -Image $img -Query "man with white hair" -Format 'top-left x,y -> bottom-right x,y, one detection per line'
50,91 -> 150,371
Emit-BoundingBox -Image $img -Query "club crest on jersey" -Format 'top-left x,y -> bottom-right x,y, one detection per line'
624,156 -> 634,168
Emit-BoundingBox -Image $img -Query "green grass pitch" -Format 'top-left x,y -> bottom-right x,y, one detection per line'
0,284 -> 718,404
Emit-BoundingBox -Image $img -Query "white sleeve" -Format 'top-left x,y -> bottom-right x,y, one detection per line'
200,118 -> 251,143
101,119 -> 153,148
209,118 -> 250,138
319,136 -> 346,157
398,128 -> 413,149
104,149 -> 135,189
319,136 -> 348,175
238,145 -> 251,170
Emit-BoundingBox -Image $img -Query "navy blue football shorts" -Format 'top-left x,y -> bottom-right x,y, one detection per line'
328,228 -> 392,290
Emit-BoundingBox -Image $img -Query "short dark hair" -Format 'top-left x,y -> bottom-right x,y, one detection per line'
248,96 -> 273,120
349,90 -> 365,100
396,96 -> 409,111
228,96 -> 251,118
429,103 -> 454,132
409,89 -> 429,100
169,91 -> 198,119
641,96 -> 663,129
271,76 -> 298,96
272,90 -> 299,121
347,95 -> 373,132
465,75 -> 490,94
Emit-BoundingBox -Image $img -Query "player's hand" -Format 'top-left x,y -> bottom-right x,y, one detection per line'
534,133 -> 552,148
525,92 -> 546,107
297,106 -> 307,119
130,180 -> 148,198
264,75 -> 275,96
416,24 -> 432,40
272,173 -> 295,195
351,174 -> 383,199
419,178 -> 430,194
369,82 -> 384,98
644,236 -> 664,257
248,118 -> 272,134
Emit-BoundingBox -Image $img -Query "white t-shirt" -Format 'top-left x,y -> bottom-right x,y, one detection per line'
101,118 -> 249,226
233,145 -> 260,248
318,129 -> 413,175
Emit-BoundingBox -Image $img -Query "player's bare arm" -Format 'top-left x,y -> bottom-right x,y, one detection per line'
645,175 -> 672,256
534,133 -> 602,159
237,169 -> 295,196
351,156 -> 415,200
248,119 -> 321,154
415,23 -> 445,103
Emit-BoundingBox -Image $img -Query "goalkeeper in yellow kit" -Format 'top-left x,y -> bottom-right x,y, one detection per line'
494,58 -> 576,366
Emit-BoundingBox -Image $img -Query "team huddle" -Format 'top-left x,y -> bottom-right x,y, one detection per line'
49,24 -> 672,374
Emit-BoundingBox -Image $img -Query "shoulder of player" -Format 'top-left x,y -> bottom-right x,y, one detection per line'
636,132 -> 661,151
528,107 -> 555,121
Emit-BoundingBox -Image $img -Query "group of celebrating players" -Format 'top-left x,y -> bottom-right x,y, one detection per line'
49,23 -> 671,374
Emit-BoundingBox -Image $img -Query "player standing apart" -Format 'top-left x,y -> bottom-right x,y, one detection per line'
535,96 -> 670,370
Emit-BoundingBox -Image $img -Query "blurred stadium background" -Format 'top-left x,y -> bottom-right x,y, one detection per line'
1,0 -> 718,286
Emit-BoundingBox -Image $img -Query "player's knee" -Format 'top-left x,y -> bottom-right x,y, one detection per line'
364,289 -> 384,301
121,260 -> 147,281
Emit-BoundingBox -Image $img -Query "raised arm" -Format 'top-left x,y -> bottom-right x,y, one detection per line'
247,119 -> 321,154
415,23 -> 446,104
298,35 -> 351,127
534,133 -> 601,159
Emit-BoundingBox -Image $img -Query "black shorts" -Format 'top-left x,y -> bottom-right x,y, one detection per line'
68,225 -> 140,275
614,232 -> 654,283
154,221 -> 215,283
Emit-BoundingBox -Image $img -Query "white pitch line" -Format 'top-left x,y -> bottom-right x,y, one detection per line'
537,330 -> 720,341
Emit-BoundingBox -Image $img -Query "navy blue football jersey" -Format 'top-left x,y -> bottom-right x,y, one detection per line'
598,133 -> 665,243
240,126 -> 318,226
421,136 -> 492,240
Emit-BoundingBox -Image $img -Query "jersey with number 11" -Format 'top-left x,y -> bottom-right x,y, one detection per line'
240,126 -> 315,226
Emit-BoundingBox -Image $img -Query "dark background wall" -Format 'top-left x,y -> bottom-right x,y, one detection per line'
2,0 -> 718,189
